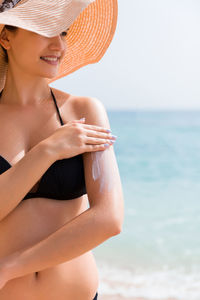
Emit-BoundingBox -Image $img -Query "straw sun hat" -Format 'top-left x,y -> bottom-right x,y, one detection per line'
0,0 -> 118,93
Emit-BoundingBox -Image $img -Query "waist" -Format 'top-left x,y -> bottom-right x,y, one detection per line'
0,252 -> 99,300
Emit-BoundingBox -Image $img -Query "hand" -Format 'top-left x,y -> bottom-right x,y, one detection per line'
44,118 -> 116,160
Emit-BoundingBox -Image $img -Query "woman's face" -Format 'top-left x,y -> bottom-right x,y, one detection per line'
0,27 -> 67,79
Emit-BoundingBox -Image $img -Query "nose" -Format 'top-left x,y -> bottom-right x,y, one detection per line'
49,35 -> 66,53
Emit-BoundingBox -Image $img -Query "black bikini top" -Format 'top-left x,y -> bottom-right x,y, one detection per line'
0,89 -> 87,200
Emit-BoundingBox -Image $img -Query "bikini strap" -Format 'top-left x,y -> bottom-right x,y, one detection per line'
50,88 -> 64,126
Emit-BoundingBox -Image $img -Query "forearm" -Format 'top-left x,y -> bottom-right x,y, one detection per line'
0,142 -> 55,221
5,206 -> 119,280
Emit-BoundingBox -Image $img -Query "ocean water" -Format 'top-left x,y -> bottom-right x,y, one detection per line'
93,111 -> 200,300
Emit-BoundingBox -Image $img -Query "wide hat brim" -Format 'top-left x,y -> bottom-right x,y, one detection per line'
0,0 -> 118,92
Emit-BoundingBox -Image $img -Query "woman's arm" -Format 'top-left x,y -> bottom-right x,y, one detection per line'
0,142 -> 55,221
2,97 -> 124,281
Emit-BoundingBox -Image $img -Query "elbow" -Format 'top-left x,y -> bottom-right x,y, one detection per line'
111,220 -> 123,236
109,205 -> 124,236
95,195 -> 124,237
100,214 -> 123,237
107,215 -> 124,236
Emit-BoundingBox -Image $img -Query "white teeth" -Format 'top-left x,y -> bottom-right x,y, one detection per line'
41,57 -> 58,62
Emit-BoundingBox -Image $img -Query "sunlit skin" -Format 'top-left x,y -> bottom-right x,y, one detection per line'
0,27 -> 101,300
0,27 -> 67,106
0,26 -> 123,300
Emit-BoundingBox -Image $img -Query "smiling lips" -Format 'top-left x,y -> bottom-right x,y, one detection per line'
40,56 -> 60,65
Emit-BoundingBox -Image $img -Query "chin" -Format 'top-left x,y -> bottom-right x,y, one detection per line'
44,73 -> 59,79
39,69 -> 59,78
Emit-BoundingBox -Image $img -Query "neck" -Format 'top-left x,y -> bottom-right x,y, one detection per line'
0,64 -> 54,106
0,83 -> 52,107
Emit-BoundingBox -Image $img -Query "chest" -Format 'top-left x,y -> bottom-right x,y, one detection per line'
0,100 -> 86,199
0,108 -> 59,162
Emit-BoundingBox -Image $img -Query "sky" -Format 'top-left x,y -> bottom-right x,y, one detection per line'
50,0 -> 200,110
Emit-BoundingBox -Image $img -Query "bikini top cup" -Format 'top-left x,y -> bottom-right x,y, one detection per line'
0,89 -> 87,200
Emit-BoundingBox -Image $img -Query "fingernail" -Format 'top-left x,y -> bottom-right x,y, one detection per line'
110,140 -> 116,144
111,135 -> 117,139
106,129 -> 111,133
104,143 -> 110,147
80,118 -> 85,121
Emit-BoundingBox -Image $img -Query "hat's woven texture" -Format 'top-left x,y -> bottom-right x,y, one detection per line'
0,0 -> 118,92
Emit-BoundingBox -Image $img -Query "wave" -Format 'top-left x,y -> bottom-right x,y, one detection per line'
97,261 -> 200,300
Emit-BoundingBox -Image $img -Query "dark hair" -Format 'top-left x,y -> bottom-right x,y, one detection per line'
1,25 -> 18,62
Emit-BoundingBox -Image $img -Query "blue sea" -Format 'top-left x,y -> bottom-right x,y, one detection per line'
93,111 -> 200,300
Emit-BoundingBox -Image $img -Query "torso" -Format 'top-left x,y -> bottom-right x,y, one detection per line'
0,88 -> 99,300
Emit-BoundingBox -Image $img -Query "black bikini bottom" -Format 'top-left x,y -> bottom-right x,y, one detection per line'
93,292 -> 98,300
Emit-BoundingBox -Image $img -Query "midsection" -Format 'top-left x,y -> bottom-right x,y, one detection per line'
0,195 -> 99,300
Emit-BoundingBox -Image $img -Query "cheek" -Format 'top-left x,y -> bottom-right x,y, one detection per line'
13,40 -> 33,63
22,45 -> 42,66
13,49 -> 40,74
20,50 -> 36,66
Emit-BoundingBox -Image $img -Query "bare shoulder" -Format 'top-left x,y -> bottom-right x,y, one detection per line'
52,88 -> 110,126
50,87 -> 72,103
50,87 -> 77,120
67,94 -> 110,126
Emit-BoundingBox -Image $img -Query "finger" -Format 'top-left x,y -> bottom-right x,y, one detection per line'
81,124 -> 111,133
85,143 -> 112,152
85,137 -> 115,145
85,129 -> 116,140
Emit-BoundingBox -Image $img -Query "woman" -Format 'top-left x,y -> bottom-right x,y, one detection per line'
0,0 -> 124,299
